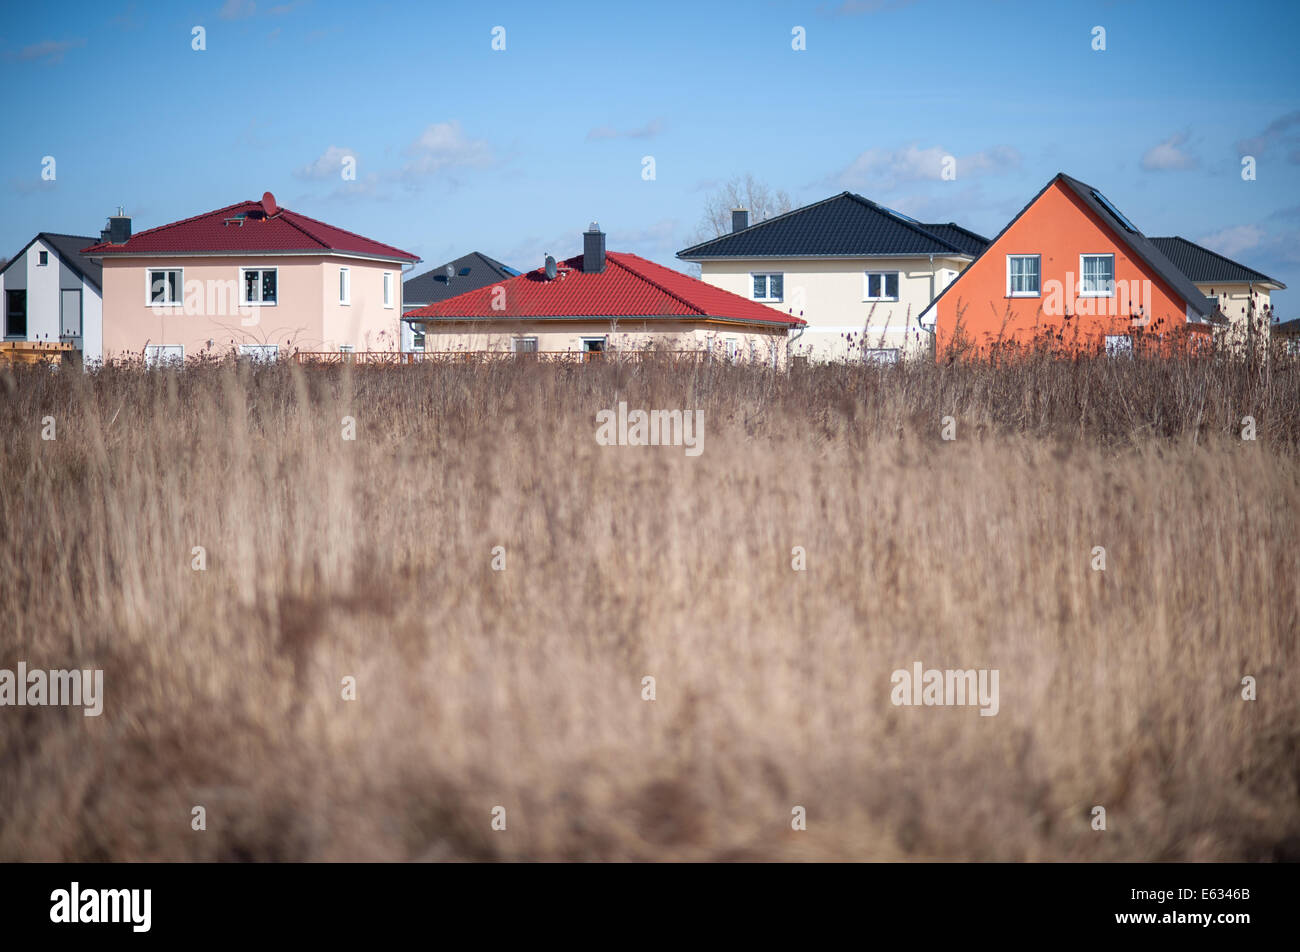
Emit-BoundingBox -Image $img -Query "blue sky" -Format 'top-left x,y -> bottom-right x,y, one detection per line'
4,0 -> 1299,313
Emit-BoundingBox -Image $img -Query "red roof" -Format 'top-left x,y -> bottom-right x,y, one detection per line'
405,251 -> 805,326
81,198 -> 418,262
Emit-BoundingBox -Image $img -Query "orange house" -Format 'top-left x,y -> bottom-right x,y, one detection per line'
921,173 -> 1220,359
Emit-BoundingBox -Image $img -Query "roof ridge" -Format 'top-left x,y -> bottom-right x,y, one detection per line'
279,207 -> 414,258
90,200 -> 256,248
605,251 -> 707,315
676,192 -> 853,256
1152,235 -> 1277,285
844,193 -> 966,255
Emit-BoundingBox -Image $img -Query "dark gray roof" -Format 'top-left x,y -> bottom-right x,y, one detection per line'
918,223 -> 990,257
920,173 -> 1218,327
676,192 -> 986,260
0,233 -> 102,290
403,252 -> 518,310
1149,236 -> 1285,289
1273,317 -> 1300,335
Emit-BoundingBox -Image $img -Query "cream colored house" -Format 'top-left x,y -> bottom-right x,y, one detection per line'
678,194 -> 987,362
81,193 -> 419,363
1150,237 -> 1285,354
404,225 -> 804,366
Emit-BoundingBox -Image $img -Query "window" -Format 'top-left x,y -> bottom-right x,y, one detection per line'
1080,254 -> 1115,297
60,289 -> 82,339
5,290 -> 27,338
581,337 -> 606,353
1007,255 -> 1040,296
863,347 -> 901,365
725,338 -> 739,359
339,267 -> 350,305
38,251 -> 49,266
411,330 -> 426,351
238,344 -> 278,362
144,344 -> 183,367
339,344 -> 354,353
241,268 -> 278,305
865,272 -> 900,301
148,269 -> 183,306
383,272 -> 394,308
1104,335 -> 1133,358
752,273 -> 783,302
512,337 -> 538,354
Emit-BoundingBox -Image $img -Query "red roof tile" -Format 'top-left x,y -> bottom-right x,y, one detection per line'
81,199 -> 418,262
404,251 -> 805,326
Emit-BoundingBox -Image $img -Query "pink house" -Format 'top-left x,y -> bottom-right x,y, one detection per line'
81,192 -> 420,363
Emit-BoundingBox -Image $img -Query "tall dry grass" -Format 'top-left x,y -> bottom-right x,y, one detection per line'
1,354 -> 1297,861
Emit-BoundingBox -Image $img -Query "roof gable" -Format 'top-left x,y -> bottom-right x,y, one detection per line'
921,173 -> 1217,326
80,201 -> 418,263
0,233 -> 103,290
1149,236 -> 1285,289
405,250 -> 804,326
676,192 -> 982,260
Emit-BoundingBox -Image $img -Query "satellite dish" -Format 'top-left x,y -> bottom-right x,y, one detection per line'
544,255 -> 557,280
261,191 -> 278,217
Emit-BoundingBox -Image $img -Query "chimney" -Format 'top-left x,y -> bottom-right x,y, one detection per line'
731,208 -> 749,233
583,221 -> 605,273
107,207 -> 131,244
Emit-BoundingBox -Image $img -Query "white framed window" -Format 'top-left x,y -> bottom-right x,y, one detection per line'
751,272 -> 783,302
38,251 -> 49,266
240,268 -> 278,306
864,271 -> 900,301
383,271 -> 394,308
863,347 -> 900,365
144,344 -> 183,367
238,344 -> 278,362
147,268 -> 184,306
412,330 -> 426,351
512,336 -> 538,353
1080,254 -> 1115,297
1006,255 -> 1040,296
339,344 -> 354,353
1104,334 -> 1133,358
725,337 -> 739,359
339,267 -> 351,305
581,336 -> 606,353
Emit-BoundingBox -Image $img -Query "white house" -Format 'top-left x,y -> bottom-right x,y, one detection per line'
1,232 -> 104,363
678,193 -> 987,362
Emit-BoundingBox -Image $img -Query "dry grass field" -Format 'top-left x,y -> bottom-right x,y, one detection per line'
1,355 -> 1297,861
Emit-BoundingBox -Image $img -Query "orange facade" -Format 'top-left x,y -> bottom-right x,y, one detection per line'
933,181 -> 1200,359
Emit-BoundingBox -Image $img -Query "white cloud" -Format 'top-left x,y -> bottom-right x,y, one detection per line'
1141,132 -> 1197,171
1197,224 -> 1264,259
219,0 -> 256,19
833,143 -> 1019,190
295,145 -> 357,181
10,38 -> 86,64
401,121 -> 494,178
586,118 -> 665,141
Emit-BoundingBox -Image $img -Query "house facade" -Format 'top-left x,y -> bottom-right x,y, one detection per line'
80,193 -> 419,363
922,174 -> 1220,359
404,224 -> 804,364
1149,236 -> 1285,354
677,194 -> 987,363
1,232 -> 104,363
401,251 -> 518,353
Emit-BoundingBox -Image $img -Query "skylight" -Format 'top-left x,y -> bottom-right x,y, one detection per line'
1091,189 -> 1137,233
